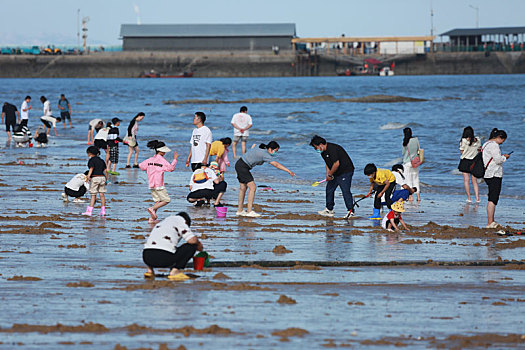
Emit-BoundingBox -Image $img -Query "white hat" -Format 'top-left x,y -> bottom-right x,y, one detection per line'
156,146 -> 171,153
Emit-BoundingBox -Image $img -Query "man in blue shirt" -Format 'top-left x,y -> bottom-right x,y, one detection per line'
58,94 -> 72,129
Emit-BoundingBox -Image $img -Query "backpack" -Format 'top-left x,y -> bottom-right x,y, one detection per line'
470,143 -> 493,179
192,169 -> 210,184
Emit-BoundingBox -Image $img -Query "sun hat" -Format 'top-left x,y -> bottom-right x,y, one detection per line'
209,161 -> 219,169
391,200 -> 405,213
156,145 -> 171,153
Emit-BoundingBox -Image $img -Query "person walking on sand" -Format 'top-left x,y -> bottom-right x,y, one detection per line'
82,146 -> 108,217
143,212 -> 204,281
235,141 -> 295,217
310,135 -> 355,219
139,140 -> 179,223
210,137 -> 231,173
40,96 -> 58,136
186,112 -> 212,171
231,106 -> 252,158
125,112 -> 145,168
483,128 -> 510,229
458,126 -> 481,203
2,102 -> 20,142
20,96 -> 31,127
87,118 -> 103,145
401,127 -> 422,202
57,94 -> 72,129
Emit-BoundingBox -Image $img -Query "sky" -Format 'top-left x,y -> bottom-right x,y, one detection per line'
0,0 -> 524,46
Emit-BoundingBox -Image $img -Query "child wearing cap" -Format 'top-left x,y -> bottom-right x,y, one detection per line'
107,118 -> 123,175
364,163 -> 396,220
382,200 -> 409,232
139,140 -> 179,223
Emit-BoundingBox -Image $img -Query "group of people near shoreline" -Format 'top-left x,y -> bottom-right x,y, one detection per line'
2,94 -> 73,147
3,96 -> 513,277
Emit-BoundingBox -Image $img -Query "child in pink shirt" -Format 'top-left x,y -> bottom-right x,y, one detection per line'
139,140 -> 179,223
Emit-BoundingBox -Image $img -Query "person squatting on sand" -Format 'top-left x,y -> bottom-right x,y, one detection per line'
87,118 -> 103,145
62,171 -> 89,203
231,106 -> 253,158
106,118 -> 123,175
365,163 -> 396,220
143,212 -> 204,281
82,146 -> 108,217
187,164 -> 223,207
458,126 -> 481,203
382,200 -> 410,232
12,124 -> 32,147
401,127 -> 421,202
483,128 -> 511,229
310,135 -> 355,219
186,111 -> 212,171
33,126 -> 48,147
40,96 -> 58,136
235,141 -> 295,217
390,164 -> 417,203
209,137 -> 231,173
125,112 -> 145,168
139,140 -> 178,223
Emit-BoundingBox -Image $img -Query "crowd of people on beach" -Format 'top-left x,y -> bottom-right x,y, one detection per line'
2,95 -> 513,278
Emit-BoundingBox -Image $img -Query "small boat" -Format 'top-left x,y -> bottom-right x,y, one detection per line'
139,71 -> 193,78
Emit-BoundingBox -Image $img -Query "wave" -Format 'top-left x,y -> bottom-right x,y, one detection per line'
379,122 -> 408,130
383,157 -> 403,167
250,130 -> 274,135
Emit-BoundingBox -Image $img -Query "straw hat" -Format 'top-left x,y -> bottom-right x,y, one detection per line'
391,200 -> 405,213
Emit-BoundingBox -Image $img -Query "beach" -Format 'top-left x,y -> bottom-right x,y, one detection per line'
0,75 -> 524,348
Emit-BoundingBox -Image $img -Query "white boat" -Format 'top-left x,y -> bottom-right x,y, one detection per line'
379,67 -> 394,76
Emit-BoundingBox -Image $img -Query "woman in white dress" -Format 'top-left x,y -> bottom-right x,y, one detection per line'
401,127 -> 421,202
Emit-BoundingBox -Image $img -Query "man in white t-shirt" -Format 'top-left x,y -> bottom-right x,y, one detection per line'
186,112 -> 212,171
20,96 -> 31,127
39,96 -> 58,136
231,106 -> 253,158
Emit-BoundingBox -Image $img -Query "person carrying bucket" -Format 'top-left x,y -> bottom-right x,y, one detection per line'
139,140 -> 178,223
235,141 -> 295,217
143,212 -> 204,281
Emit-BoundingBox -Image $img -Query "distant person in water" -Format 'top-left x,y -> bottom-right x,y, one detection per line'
2,102 -> 20,142
57,94 -> 72,129
231,106 -> 252,158
458,126 -> 481,203
235,141 -> 295,217
125,112 -> 145,168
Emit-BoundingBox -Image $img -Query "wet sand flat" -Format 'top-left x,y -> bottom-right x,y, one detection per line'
1,139 -> 525,348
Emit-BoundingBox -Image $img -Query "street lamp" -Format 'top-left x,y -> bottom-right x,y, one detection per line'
469,5 -> 479,28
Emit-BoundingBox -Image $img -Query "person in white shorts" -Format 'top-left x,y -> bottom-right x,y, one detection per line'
231,106 -> 252,158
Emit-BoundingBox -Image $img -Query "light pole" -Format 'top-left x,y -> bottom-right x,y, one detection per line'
77,9 -> 80,49
469,5 -> 479,28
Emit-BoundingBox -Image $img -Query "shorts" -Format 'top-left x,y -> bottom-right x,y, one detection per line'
60,111 -> 71,120
109,146 -> 119,163
233,135 -> 249,142
151,188 -> 171,203
485,177 -> 502,205
187,189 -> 214,201
235,158 -> 254,184
65,186 -> 86,198
94,139 -> 108,149
88,125 -> 102,132
142,244 -> 197,270
191,163 -> 203,172
5,119 -> 16,132
458,158 -> 474,173
89,176 -> 107,194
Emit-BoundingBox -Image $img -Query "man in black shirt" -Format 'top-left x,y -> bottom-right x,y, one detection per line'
2,102 -> 20,141
310,135 -> 355,219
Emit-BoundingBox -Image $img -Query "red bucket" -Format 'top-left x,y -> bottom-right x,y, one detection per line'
193,256 -> 205,270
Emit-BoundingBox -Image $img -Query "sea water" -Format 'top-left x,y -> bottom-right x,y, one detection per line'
0,75 -> 523,198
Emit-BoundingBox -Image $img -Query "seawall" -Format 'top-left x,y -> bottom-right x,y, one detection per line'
1,51 -> 524,78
